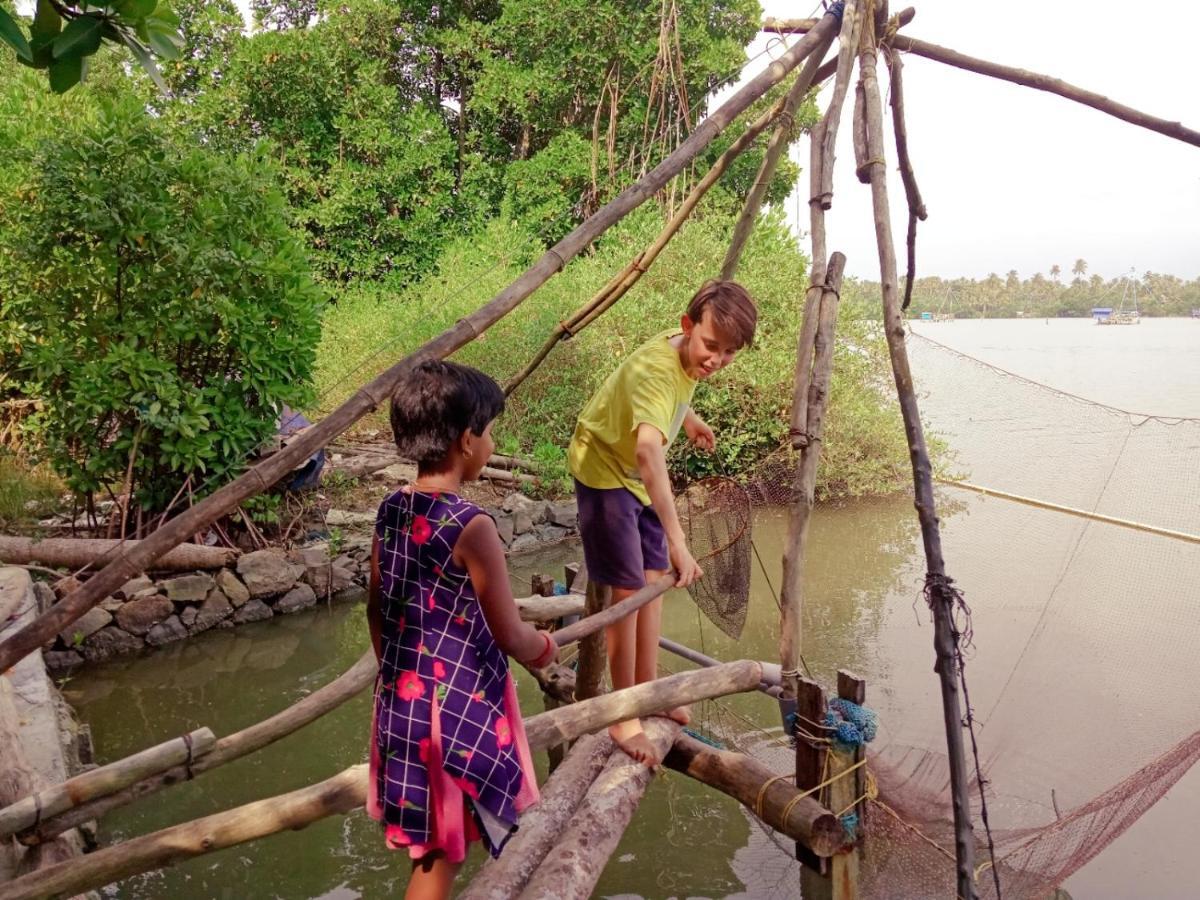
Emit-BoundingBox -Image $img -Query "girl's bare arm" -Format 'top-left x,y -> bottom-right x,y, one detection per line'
367,535 -> 383,662
455,515 -> 554,665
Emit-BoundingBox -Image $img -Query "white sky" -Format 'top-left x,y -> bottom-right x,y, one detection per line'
736,1 -> 1200,280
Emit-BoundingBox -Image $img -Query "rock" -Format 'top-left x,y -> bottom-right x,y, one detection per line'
32,581 -> 55,614
236,549 -> 304,598
193,589 -> 233,632
146,615 -> 188,647
502,492 -> 537,514
232,599 -> 273,624
301,545 -> 334,594
325,509 -> 375,527
333,554 -> 357,571
81,626 -> 144,663
161,573 -> 214,604
44,650 -> 84,671
299,545 -> 330,569
131,585 -> 163,600
116,575 -> 154,599
57,607 -> 112,646
115,594 -> 174,636
494,512 -> 515,546
547,502 -> 578,529
535,524 -> 568,543
513,507 -> 535,535
377,462 -> 417,483
215,569 -> 250,607
275,583 -> 317,615
100,597 -> 125,613
53,575 -> 84,601
180,606 -> 199,628
509,532 -> 540,554
333,585 -> 367,604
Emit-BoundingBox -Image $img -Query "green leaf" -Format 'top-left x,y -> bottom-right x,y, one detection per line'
118,32 -> 167,92
0,8 -> 33,63
114,0 -> 158,18
30,0 -> 61,42
146,26 -> 180,61
52,14 -> 103,60
147,3 -> 180,28
48,53 -> 82,93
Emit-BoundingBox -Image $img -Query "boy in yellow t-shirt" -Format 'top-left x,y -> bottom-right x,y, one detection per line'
567,280 -> 758,766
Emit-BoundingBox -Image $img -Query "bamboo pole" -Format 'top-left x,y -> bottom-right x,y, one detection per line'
813,1 -> 861,211
516,592 -> 585,622
550,571 -> 674,649
664,733 -> 843,857
517,718 -> 682,900
458,733 -> 613,900
856,11 -> 976,896
720,28 -> 837,279
0,8 -> 844,677
779,252 -> 845,703
884,44 -> 927,310
765,18 -> 1200,149
0,766 -> 368,900
523,659 -> 762,752
658,635 -> 781,695
0,728 -> 215,841
504,75 -> 805,396
0,536 -> 236,572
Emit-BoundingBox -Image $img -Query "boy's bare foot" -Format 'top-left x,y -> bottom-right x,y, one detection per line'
664,704 -> 691,726
609,720 -> 659,767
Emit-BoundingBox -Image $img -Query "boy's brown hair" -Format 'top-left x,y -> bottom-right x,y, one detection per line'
685,280 -> 757,348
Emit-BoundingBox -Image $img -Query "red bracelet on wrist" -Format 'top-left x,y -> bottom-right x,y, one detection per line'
528,630 -> 556,669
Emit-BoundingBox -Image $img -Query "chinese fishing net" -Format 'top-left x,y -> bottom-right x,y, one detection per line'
676,475 -> 753,639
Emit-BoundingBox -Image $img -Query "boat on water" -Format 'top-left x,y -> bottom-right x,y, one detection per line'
1096,276 -> 1140,325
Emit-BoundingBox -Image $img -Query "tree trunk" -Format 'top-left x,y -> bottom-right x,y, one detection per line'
0,536 -> 236,573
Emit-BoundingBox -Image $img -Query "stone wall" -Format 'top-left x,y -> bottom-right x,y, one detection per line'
0,568 -> 89,882
42,492 -> 579,671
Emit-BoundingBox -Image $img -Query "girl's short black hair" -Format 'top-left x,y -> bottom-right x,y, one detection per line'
389,360 -> 504,470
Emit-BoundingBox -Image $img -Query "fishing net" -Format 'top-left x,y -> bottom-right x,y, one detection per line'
676,476 -> 753,639
668,326 -> 1200,899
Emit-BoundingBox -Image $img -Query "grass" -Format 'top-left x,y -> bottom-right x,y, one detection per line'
0,450 -> 63,532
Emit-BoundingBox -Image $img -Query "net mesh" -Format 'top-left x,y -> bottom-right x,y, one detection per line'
677,476 -> 753,639
675,328 -> 1200,898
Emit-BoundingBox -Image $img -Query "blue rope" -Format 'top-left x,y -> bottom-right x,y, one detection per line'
825,698 -> 878,748
827,1 -> 846,22
683,727 -> 725,749
840,811 -> 860,842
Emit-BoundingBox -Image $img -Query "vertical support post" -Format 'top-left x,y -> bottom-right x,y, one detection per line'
855,6 -> 977,897
795,677 -> 828,875
575,581 -> 610,701
828,670 -> 866,900
532,574 -> 565,772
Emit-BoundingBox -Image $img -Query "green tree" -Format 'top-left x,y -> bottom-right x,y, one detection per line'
0,86 -> 323,515
1072,257 -> 1088,282
250,0 -> 317,31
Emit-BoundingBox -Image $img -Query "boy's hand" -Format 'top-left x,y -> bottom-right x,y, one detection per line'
684,414 -> 715,452
669,541 -> 703,588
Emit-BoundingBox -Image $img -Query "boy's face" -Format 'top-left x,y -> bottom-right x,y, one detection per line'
679,310 -> 742,380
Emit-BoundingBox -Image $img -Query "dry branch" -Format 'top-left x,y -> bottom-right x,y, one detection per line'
0,728 -> 215,841
664,732 -> 843,857
884,44 -> 927,310
856,15 -> 977,896
0,536 -> 236,573
515,592 -> 584,622
0,8 -> 845,676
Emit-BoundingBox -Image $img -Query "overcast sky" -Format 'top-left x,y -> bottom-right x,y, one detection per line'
739,1 -> 1200,280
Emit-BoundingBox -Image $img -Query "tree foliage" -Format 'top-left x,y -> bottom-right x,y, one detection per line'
0,85 -> 322,513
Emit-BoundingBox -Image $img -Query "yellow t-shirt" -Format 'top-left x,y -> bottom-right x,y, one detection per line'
568,330 -> 696,505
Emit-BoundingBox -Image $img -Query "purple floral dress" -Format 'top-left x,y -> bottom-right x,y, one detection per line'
368,488 -> 533,859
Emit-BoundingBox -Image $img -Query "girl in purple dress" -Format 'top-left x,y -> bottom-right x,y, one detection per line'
366,360 -> 557,900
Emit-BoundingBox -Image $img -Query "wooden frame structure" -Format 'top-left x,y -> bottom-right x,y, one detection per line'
2,2 -> 1197,897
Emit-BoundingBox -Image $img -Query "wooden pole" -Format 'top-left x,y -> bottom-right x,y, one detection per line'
658,635 -> 782,694
573,581 -> 610,700
664,733 -> 843,857
795,677 -> 828,877
883,44 -> 927,310
0,728 -> 215,841
814,1 -> 861,211
0,536 -> 236,572
523,659 -> 762,752
0,8 -> 845,677
532,574 -> 567,773
28,650 -> 377,843
0,765 -> 368,900
779,252 -> 845,703
550,572 -> 674,649
765,17 -> 1200,149
856,10 -> 977,896
515,592 -> 585,622
517,718 -> 682,900
827,671 -> 867,900
458,733 -> 613,900
720,28 -> 837,279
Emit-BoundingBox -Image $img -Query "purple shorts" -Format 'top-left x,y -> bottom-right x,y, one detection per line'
574,479 -> 669,590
